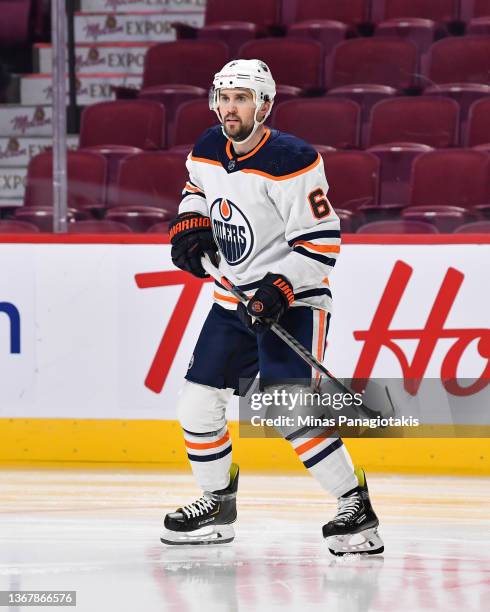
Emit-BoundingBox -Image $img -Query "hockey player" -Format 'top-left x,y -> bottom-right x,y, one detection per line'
162,59 -> 384,556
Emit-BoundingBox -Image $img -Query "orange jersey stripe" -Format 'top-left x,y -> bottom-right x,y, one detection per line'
241,154 -> 321,181
190,155 -> 222,167
185,431 -> 230,450
213,291 -> 240,304
294,241 -> 340,254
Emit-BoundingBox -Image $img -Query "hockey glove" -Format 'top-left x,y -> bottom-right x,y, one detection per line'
169,212 -> 218,279
237,273 -> 294,332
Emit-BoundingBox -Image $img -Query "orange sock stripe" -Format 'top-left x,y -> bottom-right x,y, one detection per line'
185,431 -> 230,450
295,428 -> 335,456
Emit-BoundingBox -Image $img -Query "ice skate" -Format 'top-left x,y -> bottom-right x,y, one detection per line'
322,467 -> 384,556
161,463 -> 239,545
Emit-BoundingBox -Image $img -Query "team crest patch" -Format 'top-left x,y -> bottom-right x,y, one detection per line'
210,198 -> 254,266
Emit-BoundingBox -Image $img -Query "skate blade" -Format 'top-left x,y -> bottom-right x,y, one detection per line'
160,524 -> 235,546
327,528 -> 384,557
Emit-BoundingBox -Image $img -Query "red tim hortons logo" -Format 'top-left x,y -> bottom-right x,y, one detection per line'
352,260 -> 490,397
134,260 -> 489,396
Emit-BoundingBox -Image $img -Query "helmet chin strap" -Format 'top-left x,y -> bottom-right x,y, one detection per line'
217,91 -> 270,147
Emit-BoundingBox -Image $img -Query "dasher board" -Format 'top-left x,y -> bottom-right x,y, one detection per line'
0,136 -> 79,168
20,73 -> 141,105
75,11 -> 204,43
35,43 -> 153,75
80,0 -> 205,13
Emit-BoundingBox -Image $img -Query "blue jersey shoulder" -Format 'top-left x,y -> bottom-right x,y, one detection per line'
192,125 -> 225,161
252,129 -> 319,177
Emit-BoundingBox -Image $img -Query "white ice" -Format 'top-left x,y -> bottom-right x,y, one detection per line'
0,469 -> 488,612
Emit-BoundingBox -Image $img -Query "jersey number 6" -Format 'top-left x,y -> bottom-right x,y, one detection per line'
308,188 -> 331,219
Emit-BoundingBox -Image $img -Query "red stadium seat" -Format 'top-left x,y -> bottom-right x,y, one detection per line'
401,205 -> 471,232
14,207 -> 88,233
0,0 -> 31,47
198,23 -> 258,58
467,15 -> 490,33
327,84 -> 396,147
287,20 -> 348,55
371,0 -> 459,23
409,149 -> 490,208
138,85 -> 207,141
147,222 -> 170,234
272,98 -> 360,149
426,37 -> 490,85
367,143 -> 433,205
423,84 -> 490,143
24,150 -> 108,212
0,220 -> 40,233
320,150 -> 380,210
368,96 -> 459,147
111,151 -> 188,217
454,220 -> 490,233
142,41 -> 230,90
293,0 -> 371,29
78,145 -> 143,207
105,208 -> 168,233
466,98 -> 490,146
67,220 -> 133,234
79,100 -> 166,150
239,39 -> 324,91
205,0 -> 281,29
335,209 -> 356,233
460,0 -> 490,21
171,99 -> 218,148
327,38 -> 419,91
175,0 -> 281,56
356,219 -> 439,233
374,18 -> 436,55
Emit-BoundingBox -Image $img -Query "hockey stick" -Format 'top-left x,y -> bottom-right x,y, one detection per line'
201,256 -> 395,420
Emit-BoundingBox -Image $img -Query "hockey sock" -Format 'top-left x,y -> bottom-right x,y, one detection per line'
183,425 -> 232,492
288,428 -> 358,498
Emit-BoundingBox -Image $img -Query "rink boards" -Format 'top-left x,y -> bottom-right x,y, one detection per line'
0,234 -> 489,473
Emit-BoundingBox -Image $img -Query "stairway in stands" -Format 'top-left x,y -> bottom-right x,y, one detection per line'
0,0 -> 205,212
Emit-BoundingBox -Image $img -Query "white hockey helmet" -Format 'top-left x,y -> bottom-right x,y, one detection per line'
210,59 -> 276,144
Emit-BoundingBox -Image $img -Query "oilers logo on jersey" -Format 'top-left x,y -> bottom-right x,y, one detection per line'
210,198 -> 254,266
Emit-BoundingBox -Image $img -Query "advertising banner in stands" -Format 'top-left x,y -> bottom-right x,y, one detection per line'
75,11 -> 204,43
35,43 -> 154,75
0,136 -> 79,168
0,106 -> 53,138
0,241 -> 488,421
80,0 -> 206,11
20,74 -> 142,105
0,168 -> 27,203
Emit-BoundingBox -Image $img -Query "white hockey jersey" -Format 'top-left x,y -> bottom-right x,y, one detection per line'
179,126 -> 341,312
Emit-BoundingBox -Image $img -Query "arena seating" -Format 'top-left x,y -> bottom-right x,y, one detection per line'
327,38 -> 419,91
79,100 -> 166,150
465,97 -> 490,146
67,220 -> 133,234
0,219 -> 40,233
356,219 -> 439,233
367,96 -> 460,147
272,98 -> 361,148
239,39 -> 324,91
2,0 -> 490,234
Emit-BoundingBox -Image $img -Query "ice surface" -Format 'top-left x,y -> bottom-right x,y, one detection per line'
0,469 -> 488,611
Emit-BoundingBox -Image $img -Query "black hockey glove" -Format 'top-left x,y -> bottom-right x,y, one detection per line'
169,212 -> 218,279
237,272 -> 294,332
